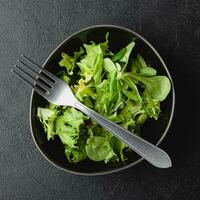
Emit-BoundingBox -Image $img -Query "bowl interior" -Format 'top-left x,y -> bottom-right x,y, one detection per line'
30,26 -> 174,175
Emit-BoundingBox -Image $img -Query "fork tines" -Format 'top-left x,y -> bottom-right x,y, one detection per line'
11,55 -> 56,96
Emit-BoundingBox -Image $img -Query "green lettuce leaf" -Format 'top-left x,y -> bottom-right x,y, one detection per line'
65,138 -> 87,163
94,79 -> 110,114
131,54 -> 157,77
59,47 -> 84,75
59,53 -> 75,75
112,42 -> 135,72
112,48 -> 127,62
119,42 -> 135,64
99,32 -> 113,56
103,58 -> 117,74
121,76 -> 142,102
37,107 -> 57,140
143,90 -> 161,119
73,78 -> 94,101
110,136 -> 127,161
77,43 -> 103,84
55,107 -> 88,148
125,74 -> 171,101
86,135 -> 117,163
120,101 -> 136,130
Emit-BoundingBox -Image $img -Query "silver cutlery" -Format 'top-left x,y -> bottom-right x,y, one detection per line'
11,55 -> 172,168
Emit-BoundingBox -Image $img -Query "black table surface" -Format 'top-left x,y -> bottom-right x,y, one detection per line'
1,0 -> 200,199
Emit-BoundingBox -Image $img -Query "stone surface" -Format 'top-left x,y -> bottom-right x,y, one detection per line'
0,0 -> 200,199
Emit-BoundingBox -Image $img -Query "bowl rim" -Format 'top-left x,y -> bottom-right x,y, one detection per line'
30,24 -> 175,176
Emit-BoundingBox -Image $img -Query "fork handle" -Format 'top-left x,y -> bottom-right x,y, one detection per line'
74,102 -> 172,168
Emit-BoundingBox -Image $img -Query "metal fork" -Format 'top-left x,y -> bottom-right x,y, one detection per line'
11,55 -> 172,168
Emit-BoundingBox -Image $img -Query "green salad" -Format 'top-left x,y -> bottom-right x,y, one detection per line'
37,33 -> 171,163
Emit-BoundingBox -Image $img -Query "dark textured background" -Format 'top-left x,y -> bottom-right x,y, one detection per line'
0,0 -> 200,199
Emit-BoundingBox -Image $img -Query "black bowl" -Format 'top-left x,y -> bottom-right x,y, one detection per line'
30,25 -> 175,175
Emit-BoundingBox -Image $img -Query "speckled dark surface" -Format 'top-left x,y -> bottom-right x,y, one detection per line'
0,0 -> 200,199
